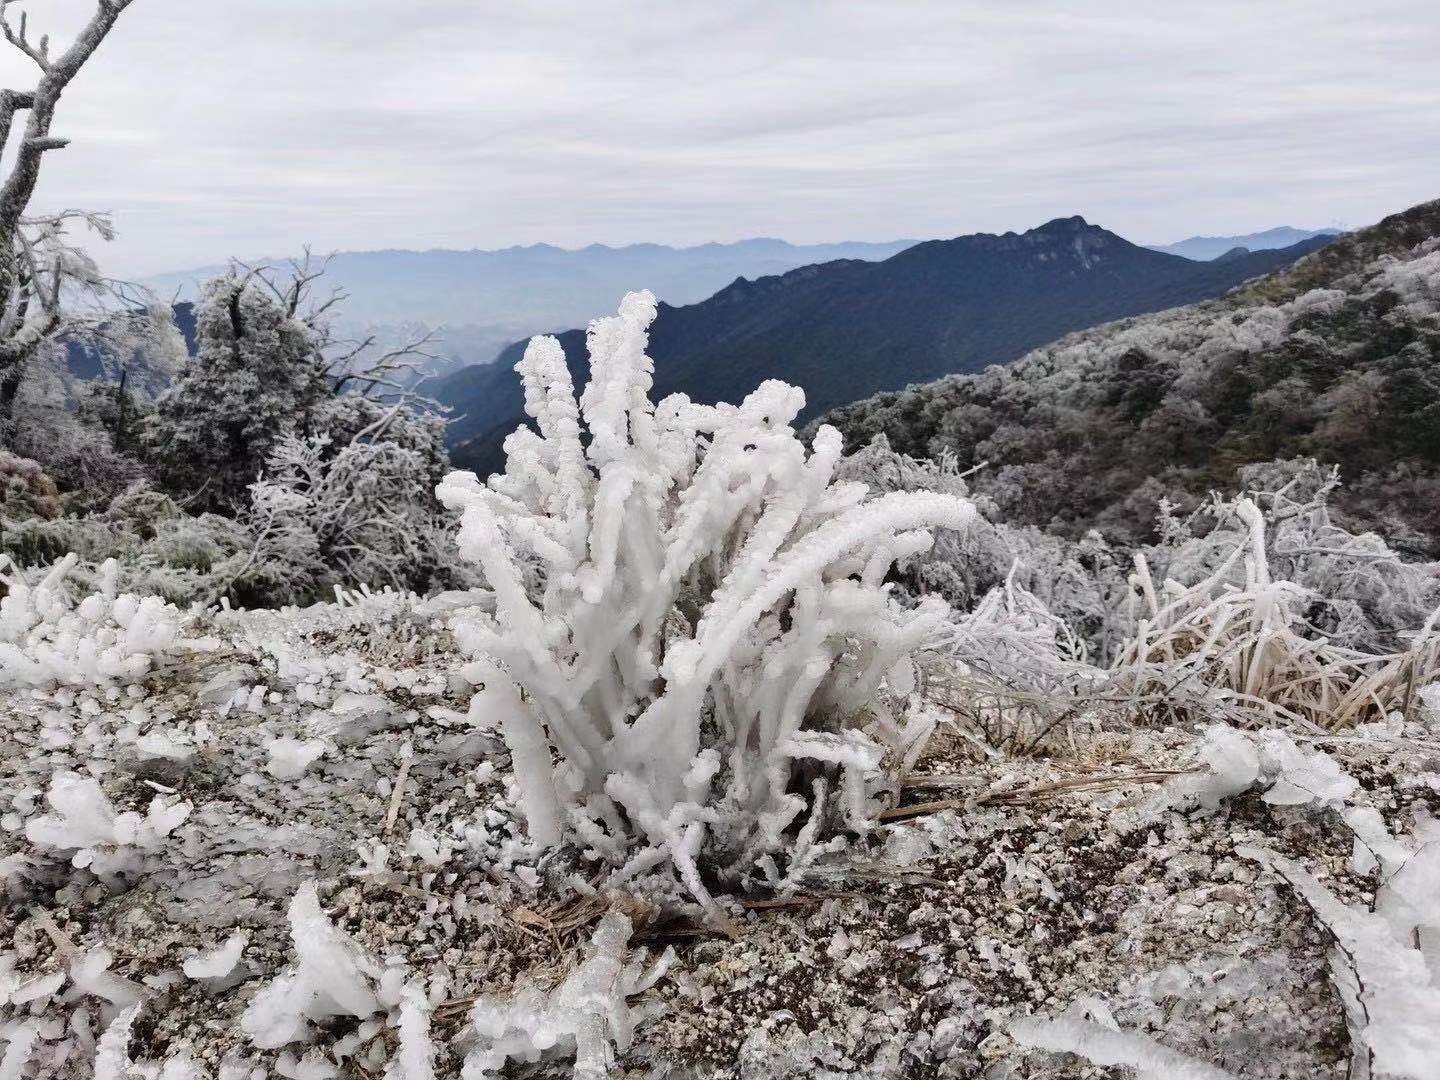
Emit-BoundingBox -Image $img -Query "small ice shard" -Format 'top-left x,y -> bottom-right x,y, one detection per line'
266,737 -> 327,780
183,932 -> 248,981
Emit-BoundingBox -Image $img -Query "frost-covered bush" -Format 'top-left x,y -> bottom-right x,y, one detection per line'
861,446 -> 1440,742
1113,493 -> 1440,729
1145,460 -> 1439,654
439,292 -> 973,917
0,554 -> 195,688
229,430 -> 472,606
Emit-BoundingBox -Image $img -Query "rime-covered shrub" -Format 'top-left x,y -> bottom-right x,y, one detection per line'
888,456 -> 1440,742
1112,488 -> 1440,728
439,292 -> 974,918
229,430 -> 472,607
0,554 -> 195,688
835,435 -> 1125,650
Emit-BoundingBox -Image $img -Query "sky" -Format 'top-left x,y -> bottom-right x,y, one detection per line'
3,0 -> 1438,276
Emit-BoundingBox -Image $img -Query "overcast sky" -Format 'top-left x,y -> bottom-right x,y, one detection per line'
4,0 -> 1438,276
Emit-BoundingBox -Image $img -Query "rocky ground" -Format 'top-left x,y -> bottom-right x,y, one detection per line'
4,592 -> 1439,1078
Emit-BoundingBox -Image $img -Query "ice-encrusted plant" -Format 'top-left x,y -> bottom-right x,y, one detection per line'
463,912 -> 674,1080
1114,495 -> 1440,729
0,553 -> 194,687
437,292 -> 973,915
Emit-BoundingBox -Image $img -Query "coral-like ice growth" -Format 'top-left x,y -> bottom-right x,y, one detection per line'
438,292 -> 973,916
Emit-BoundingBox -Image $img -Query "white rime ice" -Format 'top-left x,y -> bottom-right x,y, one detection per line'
462,912 -> 674,1080
1010,1012 -> 1237,1079
1158,724 -> 1358,815
240,882 -> 384,1048
92,1005 -> 141,1080
1241,844 -> 1440,1080
385,983 -> 436,1080
265,736 -> 327,779
0,555 -> 191,687
182,932 -> 249,981
437,292 -> 973,911
25,771 -> 190,880
0,1023 -> 38,1080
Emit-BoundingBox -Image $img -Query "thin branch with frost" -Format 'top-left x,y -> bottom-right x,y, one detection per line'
1010,1012 -> 1237,1080
1240,846 -> 1440,1080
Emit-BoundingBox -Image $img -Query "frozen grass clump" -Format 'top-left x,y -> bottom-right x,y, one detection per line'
438,292 -> 974,920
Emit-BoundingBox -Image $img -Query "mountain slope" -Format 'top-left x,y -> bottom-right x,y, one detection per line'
820,198 -> 1440,552
143,238 -> 915,370
439,219 -> 1331,474
1149,226 -> 1341,261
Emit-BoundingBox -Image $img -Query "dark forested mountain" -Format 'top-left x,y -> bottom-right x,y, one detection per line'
821,198 -> 1440,552
437,218 -> 1332,474
144,239 -> 915,373
1149,226 -> 1342,261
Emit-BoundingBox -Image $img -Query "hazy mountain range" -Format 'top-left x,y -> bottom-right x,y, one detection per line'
135,227 -> 1340,376
1147,226 -> 1341,261
142,238 -> 916,373
435,218 -> 1333,476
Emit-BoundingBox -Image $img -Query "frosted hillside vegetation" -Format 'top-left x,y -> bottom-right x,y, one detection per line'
2,290 -> 1439,1079
0,2 -> 1437,1074
821,201 -> 1440,555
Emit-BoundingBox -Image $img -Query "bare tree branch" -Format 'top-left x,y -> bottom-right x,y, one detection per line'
0,0 -> 136,438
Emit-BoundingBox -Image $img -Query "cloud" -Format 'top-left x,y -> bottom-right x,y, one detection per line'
3,0 -> 1436,274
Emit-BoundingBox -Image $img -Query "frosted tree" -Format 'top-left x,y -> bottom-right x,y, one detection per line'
0,0 -> 139,440
146,261 -> 448,514
145,270 -> 333,509
439,292 -> 973,920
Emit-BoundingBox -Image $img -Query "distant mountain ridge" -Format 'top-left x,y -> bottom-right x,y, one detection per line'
142,238 -> 916,371
436,217 -> 1333,475
820,197 -> 1440,551
1149,226 -> 1341,261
